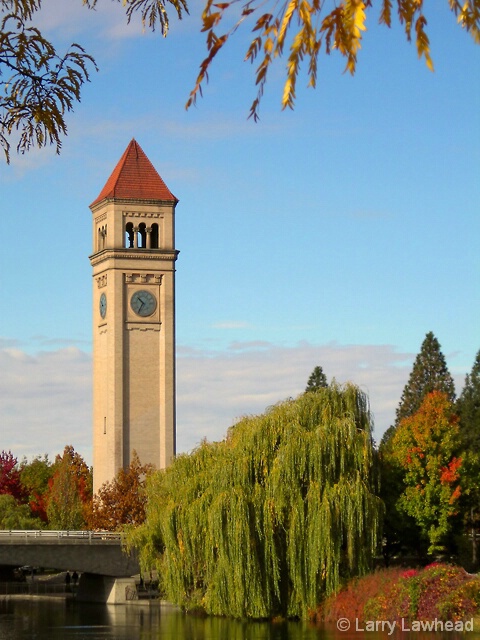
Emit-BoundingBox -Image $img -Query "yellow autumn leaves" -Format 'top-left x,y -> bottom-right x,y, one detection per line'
187,0 -> 480,119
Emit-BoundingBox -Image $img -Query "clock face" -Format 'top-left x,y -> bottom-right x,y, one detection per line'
99,293 -> 107,319
130,290 -> 157,317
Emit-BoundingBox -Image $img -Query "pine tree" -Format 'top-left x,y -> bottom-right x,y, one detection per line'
305,365 -> 328,393
394,332 -> 456,428
457,349 -> 480,450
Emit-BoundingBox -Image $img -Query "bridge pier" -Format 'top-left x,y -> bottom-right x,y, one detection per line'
77,573 -> 138,604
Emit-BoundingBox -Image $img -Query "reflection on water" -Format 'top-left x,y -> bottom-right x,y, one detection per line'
0,599 -> 479,640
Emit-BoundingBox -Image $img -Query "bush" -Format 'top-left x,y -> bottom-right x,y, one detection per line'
315,563 -> 480,624
318,567 -> 404,623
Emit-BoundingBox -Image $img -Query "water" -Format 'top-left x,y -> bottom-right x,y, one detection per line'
0,598 -> 478,640
0,600 -> 322,640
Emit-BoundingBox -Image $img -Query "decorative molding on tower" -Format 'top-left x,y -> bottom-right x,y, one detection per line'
123,211 -> 165,220
96,275 -> 108,288
124,273 -> 163,284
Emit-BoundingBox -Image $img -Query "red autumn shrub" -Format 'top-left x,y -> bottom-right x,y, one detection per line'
316,567 -> 404,623
314,564 -> 480,624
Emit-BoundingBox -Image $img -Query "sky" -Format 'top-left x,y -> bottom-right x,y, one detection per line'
1,0 -> 479,466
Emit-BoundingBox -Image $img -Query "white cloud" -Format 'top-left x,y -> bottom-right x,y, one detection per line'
33,0 -> 197,41
212,321 -> 253,330
0,347 -> 92,464
175,340 -> 416,452
0,340 -> 467,469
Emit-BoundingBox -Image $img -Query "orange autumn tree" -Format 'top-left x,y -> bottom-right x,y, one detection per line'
46,446 -> 93,530
390,391 -> 462,554
87,452 -> 153,531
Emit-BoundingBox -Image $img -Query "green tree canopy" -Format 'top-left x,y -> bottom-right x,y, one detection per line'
129,383 -> 382,619
377,449 -> 424,564
46,446 -> 92,530
390,391 -> 461,555
305,365 -> 328,393
2,1 -> 479,160
19,454 -> 54,522
455,350 -> 480,569
0,493 -> 44,529
457,349 -> 480,451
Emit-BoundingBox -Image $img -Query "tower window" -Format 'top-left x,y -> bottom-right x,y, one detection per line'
151,223 -> 159,249
125,222 -> 134,248
138,223 -> 147,248
97,225 -> 107,251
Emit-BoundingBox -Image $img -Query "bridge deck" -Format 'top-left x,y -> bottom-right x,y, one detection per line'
0,531 -> 138,577
0,530 -> 123,545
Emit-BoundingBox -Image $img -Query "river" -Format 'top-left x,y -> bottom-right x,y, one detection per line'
1,598 -> 479,640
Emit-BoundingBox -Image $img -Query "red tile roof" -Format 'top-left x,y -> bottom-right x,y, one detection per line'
90,139 -> 177,207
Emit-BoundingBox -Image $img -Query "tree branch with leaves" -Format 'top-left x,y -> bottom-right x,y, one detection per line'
1,0 -> 479,161
0,0 -> 188,162
187,0 -> 480,119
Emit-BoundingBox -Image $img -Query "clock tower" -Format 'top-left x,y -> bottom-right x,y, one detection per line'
89,139 -> 178,492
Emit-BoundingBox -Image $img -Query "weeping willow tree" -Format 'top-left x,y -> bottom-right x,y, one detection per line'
129,383 -> 383,619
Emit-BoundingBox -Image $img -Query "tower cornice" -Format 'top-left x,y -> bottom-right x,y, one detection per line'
89,248 -> 179,267
90,197 -> 177,214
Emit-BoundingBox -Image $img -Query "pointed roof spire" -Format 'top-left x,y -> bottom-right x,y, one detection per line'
91,139 -> 177,207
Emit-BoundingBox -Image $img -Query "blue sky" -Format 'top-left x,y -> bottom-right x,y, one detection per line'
1,0 -> 479,465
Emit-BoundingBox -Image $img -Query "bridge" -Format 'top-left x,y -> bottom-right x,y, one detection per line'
0,530 -> 141,603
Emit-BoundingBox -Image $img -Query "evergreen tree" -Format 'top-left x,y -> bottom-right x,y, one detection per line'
379,333 -> 456,554
456,350 -> 480,570
305,365 -> 328,393
394,332 -> 456,428
457,349 -> 480,450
